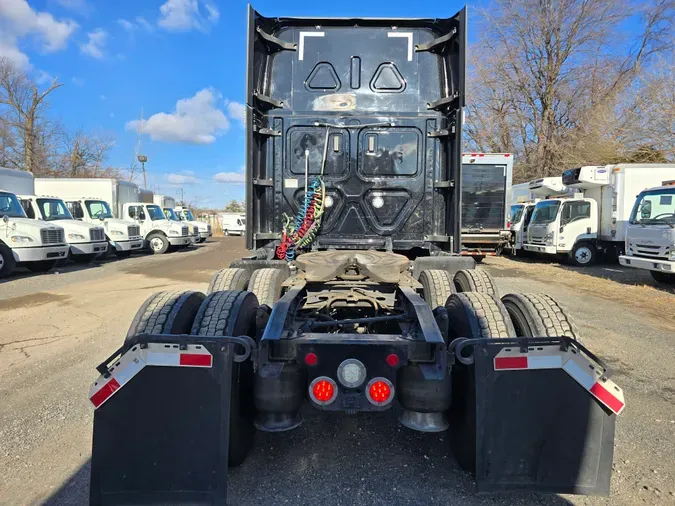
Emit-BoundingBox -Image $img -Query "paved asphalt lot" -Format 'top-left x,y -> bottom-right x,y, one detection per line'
1,238 -> 674,505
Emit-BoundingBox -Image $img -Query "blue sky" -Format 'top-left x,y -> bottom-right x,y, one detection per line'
1,0 -> 477,208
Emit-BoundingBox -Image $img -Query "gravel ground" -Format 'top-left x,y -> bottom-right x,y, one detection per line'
1,241 -> 674,505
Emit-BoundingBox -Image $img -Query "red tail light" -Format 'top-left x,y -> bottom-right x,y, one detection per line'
386,353 -> 400,367
366,378 -> 395,406
309,376 -> 337,406
507,220 -> 511,229
304,352 -> 318,366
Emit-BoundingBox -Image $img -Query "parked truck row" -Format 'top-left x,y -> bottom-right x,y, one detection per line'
0,167 -> 212,278
505,163 -> 675,284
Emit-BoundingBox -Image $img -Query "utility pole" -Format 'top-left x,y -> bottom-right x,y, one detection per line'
137,155 -> 147,188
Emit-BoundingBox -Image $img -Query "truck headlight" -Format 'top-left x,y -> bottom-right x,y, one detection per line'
168,230 -> 179,236
11,235 -> 34,243
68,233 -> 86,240
670,246 -> 675,260
544,232 -> 554,245
110,230 -> 124,236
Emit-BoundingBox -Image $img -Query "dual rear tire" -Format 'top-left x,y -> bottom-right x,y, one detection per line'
126,288 -> 260,467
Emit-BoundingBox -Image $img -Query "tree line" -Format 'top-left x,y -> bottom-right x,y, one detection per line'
0,57 -> 117,178
465,0 -> 675,182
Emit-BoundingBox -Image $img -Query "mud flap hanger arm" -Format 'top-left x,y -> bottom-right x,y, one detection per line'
95,333 -> 258,377
450,335 -> 614,379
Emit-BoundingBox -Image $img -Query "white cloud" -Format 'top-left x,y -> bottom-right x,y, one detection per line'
0,0 -> 78,68
167,173 -> 199,185
213,171 -> 245,184
117,18 -> 134,31
226,100 -> 246,126
158,0 -> 219,32
54,0 -> 92,15
126,88 -> 229,144
35,69 -> 54,84
118,16 -> 153,33
182,169 -> 195,176
80,28 -> 106,58
135,16 -> 153,32
71,76 -> 84,86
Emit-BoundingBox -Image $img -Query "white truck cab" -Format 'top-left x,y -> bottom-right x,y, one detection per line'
509,201 -> 537,253
0,189 -> 69,277
619,181 -> 675,285
175,206 -> 211,242
18,194 -> 108,263
61,198 -> 144,257
122,202 -> 190,254
162,206 -> 198,246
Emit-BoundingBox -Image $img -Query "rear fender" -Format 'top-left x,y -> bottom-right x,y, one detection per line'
449,337 -> 622,495
89,334 -> 255,506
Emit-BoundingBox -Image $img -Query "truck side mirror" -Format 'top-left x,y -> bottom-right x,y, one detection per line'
2,215 -> 8,224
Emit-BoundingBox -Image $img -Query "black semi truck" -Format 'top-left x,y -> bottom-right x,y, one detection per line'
88,6 -> 623,504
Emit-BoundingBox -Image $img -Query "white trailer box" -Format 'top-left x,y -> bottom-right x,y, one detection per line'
139,189 -> 154,204
34,178 -> 144,256
460,153 -> 514,258
0,168 -> 69,276
525,164 -> 675,265
153,194 -> 176,209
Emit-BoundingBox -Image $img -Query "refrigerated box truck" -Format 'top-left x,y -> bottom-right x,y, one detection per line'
525,164 -> 675,265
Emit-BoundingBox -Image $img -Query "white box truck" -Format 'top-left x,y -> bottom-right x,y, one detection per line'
161,204 -> 198,246
0,168 -> 69,276
123,201 -> 191,253
619,180 -> 675,285
220,213 -> 246,236
525,164 -> 675,266
461,153 -> 513,260
175,206 -> 211,243
34,178 -> 145,258
507,178 -> 572,254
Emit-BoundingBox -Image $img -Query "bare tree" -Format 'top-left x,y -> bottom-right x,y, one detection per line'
223,200 -> 245,213
57,129 -> 116,177
0,57 -> 63,173
466,0 -> 675,181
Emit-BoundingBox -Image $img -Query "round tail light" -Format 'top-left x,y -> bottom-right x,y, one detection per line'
309,376 -> 337,406
337,358 -> 366,388
366,378 -> 395,406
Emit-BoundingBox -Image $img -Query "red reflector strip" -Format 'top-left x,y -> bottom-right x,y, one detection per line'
179,353 -> 212,367
90,378 -> 120,408
494,356 -> 528,370
590,382 -> 625,415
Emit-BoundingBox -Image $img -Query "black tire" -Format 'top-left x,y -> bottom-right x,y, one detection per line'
25,260 -> 57,273
0,244 -> 17,278
115,250 -> 132,259
453,269 -> 499,297
445,292 -> 515,340
125,290 -> 206,345
223,229 -> 229,236
208,268 -> 250,294
446,292 -> 515,476
248,268 -> 287,307
191,290 -> 259,466
651,270 -> 675,285
419,269 -> 456,309
147,233 -> 169,255
501,293 -> 580,341
568,241 -> 596,267
72,253 -> 96,264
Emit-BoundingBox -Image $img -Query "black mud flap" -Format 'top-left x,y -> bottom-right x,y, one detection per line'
89,335 -> 253,505
449,338 -> 621,496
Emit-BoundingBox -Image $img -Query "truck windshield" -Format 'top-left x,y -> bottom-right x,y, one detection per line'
185,210 -> 195,221
510,205 -> 524,224
530,200 -> 561,225
85,200 -> 114,219
37,198 -> 73,221
146,205 -> 165,221
0,192 -> 27,218
630,188 -> 675,226
163,208 -> 179,221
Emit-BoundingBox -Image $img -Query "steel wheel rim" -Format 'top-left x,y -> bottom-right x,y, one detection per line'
151,238 -> 164,251
575,246 -> 592,264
